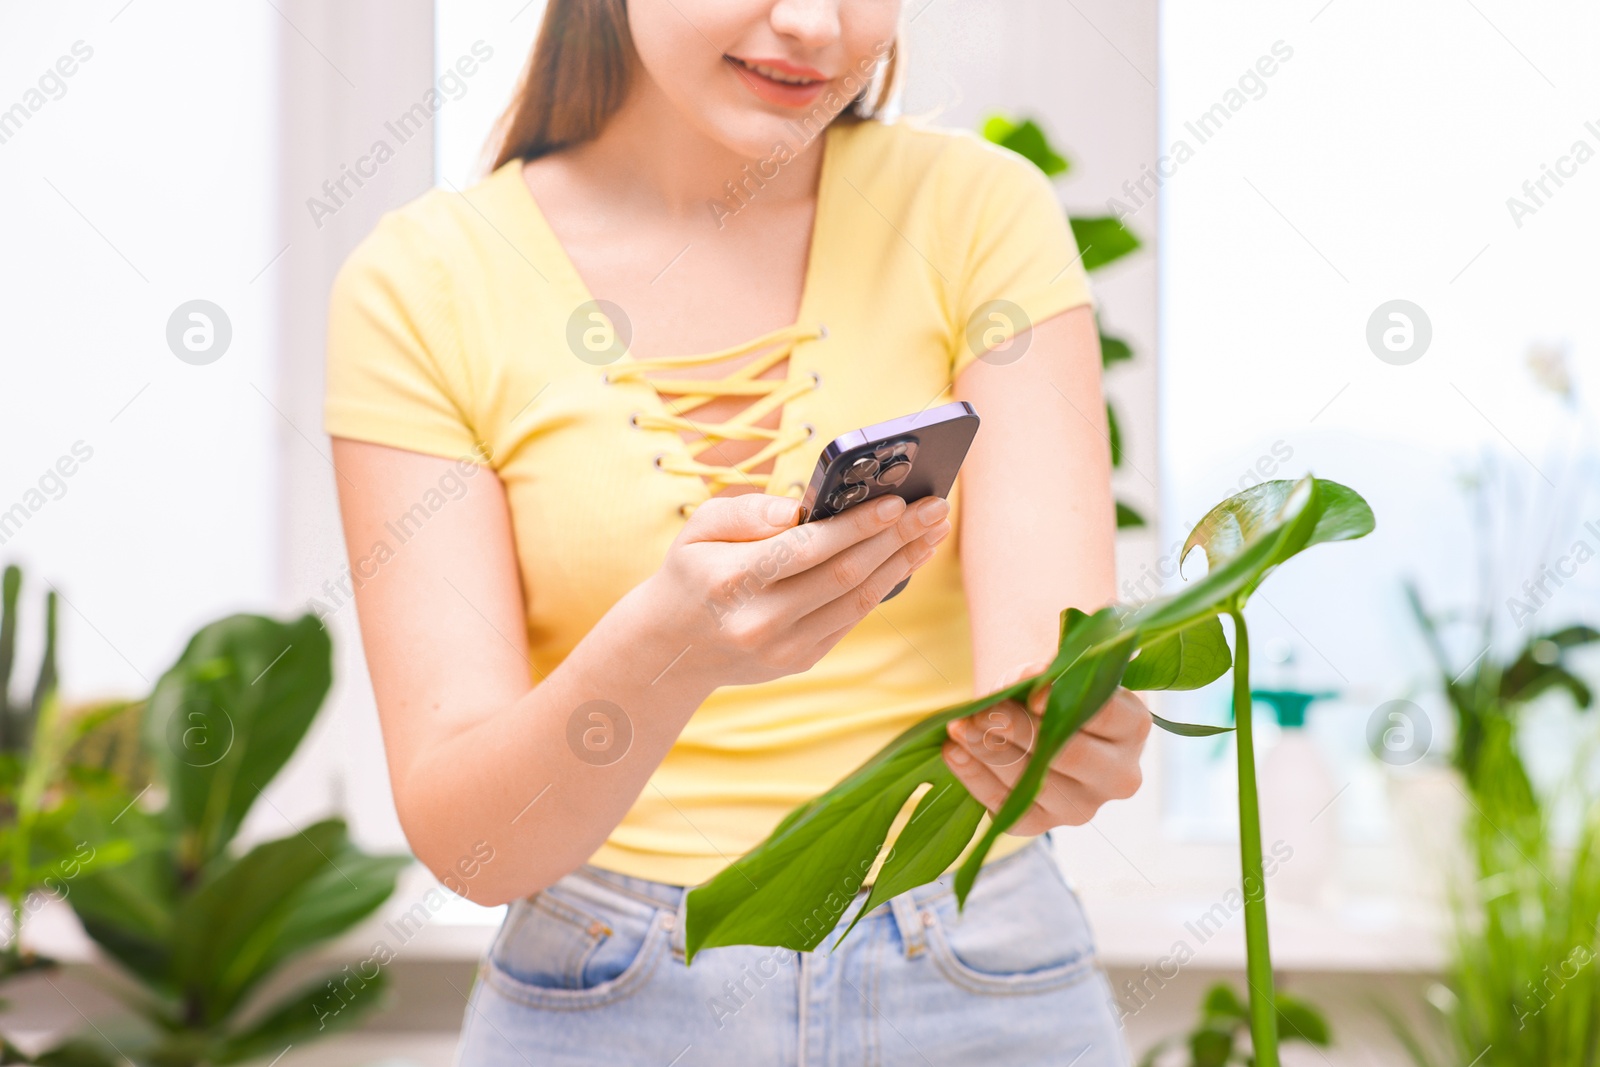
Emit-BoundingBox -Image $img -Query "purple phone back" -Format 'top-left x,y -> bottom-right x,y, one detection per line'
798,401 -> 980,524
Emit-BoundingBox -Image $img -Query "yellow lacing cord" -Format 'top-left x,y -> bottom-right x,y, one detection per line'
607,323 -> 825,513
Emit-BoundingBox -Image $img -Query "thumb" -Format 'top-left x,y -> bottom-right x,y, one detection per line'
681,493 -> 800,544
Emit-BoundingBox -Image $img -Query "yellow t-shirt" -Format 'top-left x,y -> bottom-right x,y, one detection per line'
324,117 -> 1095,886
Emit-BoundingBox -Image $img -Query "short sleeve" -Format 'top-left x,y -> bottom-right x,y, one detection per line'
324,214 -> 485,463
946,146 -> 1096,381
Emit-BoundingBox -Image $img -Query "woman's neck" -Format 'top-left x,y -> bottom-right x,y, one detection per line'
563,71 -> 825,219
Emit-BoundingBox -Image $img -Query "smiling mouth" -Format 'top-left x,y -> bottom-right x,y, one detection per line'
728,56 -> 824,86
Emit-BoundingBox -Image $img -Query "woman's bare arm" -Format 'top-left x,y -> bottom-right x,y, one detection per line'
944,305 -> 1152,831
331,437 -> 950,903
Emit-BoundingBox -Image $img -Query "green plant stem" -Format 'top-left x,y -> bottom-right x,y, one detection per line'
1231,608 -> 1278,1067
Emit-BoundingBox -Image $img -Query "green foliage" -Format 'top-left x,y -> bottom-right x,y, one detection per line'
1386,447 -> 1600,1065
686,475 -> 1373,1065
1408,582 -> 1597,808
1393,781 -> 1600,1067
1069,215 -> 1143,272
981,115 -> 1146,531
0,564 -> 55,759
30,614 -> 407,1067
1101,333 -> 1135,368
1117,501 -> 1149,529
1139,981 -> 1332,1066
980,115 -> 1069,177
0,566 -> 139,983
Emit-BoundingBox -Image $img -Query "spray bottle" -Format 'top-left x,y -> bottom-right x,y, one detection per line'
1251,646 -> 1340,909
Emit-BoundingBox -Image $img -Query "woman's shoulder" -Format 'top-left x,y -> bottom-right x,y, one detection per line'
334,161 -> 531,293
831,116 -> 1050,197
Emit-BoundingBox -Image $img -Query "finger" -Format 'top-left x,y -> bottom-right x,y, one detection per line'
946,704 -> 1038,780
942,738 -> 1016,815
1051,732 -> 1144,801
946,743 -> 1098,836
762,495 -> 950,607
1011,773 -> 1105,834
679,493 -> 800,544
775,511 -> 951,619
792,527 -> 944,635
1078,689 -> 1153,745
758,494 -> 914,583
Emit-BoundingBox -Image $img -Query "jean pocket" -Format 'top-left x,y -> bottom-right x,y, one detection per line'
922,844 -> 1098,995
484,880 -> 670,1009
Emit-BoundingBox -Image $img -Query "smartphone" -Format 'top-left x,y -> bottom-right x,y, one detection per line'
797,400 -> 981,601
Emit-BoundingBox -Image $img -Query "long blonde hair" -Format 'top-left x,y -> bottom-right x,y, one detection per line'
485,0 -> 902,170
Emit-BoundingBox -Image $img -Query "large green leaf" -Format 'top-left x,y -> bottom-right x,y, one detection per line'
1122,615 -> 1231,691
260,840 -> 408,981
144,614 -> 332,865
685,476 -> 1374,962
980,115 -> 1069,177
1137,477 -> 1375,634
168,818 -> 398,1024
64,804 -> 181,991
683,680 -> 1032,959
828,768 -> 987,948
210,970 -> 392,1065
1069,215 -> 1142,271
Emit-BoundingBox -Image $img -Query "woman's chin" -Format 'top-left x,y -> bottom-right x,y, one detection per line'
700,108 -> 830,162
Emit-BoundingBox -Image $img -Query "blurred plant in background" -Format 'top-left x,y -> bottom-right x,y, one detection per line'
980,115 -> 1146,529
0,565 -> 139,993
1406,579 -> 1597,814
1391,351 -> 1600,1066
1139,981 -> 1331,1067
0,603 -> 407,1067
1393,780 -> 1600,1067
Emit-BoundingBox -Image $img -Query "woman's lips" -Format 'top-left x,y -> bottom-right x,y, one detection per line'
725,56 -> 829,109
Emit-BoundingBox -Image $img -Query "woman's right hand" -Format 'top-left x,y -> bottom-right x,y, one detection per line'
642,492 -> 952,686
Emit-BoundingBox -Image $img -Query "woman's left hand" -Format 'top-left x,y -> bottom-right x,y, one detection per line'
942,661 -> 1153,836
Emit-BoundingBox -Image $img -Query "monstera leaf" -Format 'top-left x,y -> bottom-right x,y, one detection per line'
686,476 -> 1374,965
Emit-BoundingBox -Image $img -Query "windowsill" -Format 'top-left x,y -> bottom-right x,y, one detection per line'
22,861 -> 1446,975
1080,885 -> 1446,973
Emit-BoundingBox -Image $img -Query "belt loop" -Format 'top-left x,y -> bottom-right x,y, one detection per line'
888,892 -> 929,959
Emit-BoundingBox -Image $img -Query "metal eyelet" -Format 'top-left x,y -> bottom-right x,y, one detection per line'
677,503 -> 694,518
628,412 -> 643,428
809,371 -> 822,389
802,422 -> 816,439
601,371 -> 614,385
652,453 -> 668,469
817,324 -> 830,340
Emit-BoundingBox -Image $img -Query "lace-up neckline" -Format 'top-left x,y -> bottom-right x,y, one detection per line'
606,322 -> 826,513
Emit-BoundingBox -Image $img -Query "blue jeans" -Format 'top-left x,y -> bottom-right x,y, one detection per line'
453,835 -> 1128,1066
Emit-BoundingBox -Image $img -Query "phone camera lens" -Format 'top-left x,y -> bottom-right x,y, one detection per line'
873,441 -> 909,462
826,483 -> 871,511
843,456 -> 879,484
874,459 -> 911,488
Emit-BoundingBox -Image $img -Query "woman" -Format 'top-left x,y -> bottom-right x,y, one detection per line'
325,1 -> 1150,1063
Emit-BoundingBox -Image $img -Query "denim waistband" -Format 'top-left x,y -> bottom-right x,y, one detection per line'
561,834 -> 1052,955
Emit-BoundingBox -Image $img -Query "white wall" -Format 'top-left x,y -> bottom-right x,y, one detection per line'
1157,0 -> 1600,841
0,2 -> 279,698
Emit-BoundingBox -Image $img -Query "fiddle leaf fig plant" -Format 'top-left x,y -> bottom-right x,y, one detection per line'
37,614 -> 409,1067
686,475 -> 1374,1067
